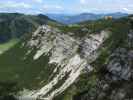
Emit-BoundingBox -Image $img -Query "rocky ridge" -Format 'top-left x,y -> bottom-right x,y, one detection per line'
77,30 -> 133,100
18,25 -> 109,100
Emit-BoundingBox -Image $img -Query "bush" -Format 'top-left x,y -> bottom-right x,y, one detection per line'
0,81 -> 20,100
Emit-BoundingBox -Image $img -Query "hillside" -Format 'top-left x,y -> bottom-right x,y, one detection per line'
0,13 -> 58,43
0,39 -> 18,54
0,15 -> 132,100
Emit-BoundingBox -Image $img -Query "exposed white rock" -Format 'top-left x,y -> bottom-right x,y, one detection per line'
19,25 -> 109,100
30,55 -> 87,100
80,31 -> 109,62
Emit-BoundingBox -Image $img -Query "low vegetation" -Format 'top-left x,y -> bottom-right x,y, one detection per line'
0,39 -> 19,54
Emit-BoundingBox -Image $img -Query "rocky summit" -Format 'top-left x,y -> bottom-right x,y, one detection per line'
18,25 -> 109,100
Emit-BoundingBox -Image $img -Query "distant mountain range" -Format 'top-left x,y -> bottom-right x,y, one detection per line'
46,12 -> 128,24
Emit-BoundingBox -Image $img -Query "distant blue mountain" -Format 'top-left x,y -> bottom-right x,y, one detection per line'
46,12 -> 128,24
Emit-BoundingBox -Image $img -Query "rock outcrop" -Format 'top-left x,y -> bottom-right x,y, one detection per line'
79,30 -> 133,100
19,25 -> 109,100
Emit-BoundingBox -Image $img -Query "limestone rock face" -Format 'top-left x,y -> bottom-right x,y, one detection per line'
106,31 -> 133,81
19,25 -> 133,100
107,48 -> 132,80
72,30 -> 133,100
19,25 -> 109,100
96,31 -> 133,100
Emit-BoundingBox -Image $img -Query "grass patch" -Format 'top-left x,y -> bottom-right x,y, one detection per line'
0,39 -> 19,54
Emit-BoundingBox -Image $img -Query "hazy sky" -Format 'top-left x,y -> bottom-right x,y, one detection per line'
0,0 -> 133,14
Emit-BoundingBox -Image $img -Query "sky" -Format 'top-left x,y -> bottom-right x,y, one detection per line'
0,0 -> 133,14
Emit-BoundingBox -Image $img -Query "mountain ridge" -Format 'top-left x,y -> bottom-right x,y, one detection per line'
0,13 -> 59,43
0,15 -> 133,100
47,12 -> 128,24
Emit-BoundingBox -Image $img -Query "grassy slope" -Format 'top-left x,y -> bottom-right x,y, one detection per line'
0,39 -> 19,54
0,41 -> 55,90
0,13 -> 60,90
0,22 -> 60,90
0,13 -> 59,43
